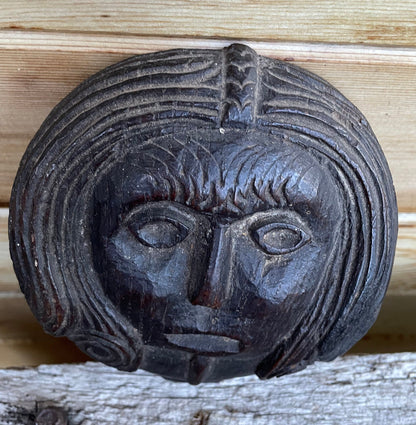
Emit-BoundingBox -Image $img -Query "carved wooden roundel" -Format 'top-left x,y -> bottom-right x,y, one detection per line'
9,44 -> 397,384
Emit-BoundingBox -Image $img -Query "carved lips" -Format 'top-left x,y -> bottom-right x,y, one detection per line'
164,333 -> 242,355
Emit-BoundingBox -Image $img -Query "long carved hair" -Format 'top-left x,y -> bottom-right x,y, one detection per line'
9,44 -> 397,376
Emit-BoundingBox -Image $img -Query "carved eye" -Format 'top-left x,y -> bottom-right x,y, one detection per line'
129,219 -> 188,248
250,222 -> 310,255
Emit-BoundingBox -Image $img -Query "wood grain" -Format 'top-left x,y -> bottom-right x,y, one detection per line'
1,207 -> 89,365
0,210 -> 16,293
2,30 -> 416,65
2,1 -> 416,46
1,208 -> 415,367
0,297 -> 89,367
0,2 -> 414,418
2,354 -> 416,424
1,33 -> 416,210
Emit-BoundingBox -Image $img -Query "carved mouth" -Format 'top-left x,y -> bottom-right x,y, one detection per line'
164,333 -> 242,354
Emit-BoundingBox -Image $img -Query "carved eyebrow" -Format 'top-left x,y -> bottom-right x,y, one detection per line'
222,144 -> 264,184
134,136 -> 304,216
265,178 -> 290,208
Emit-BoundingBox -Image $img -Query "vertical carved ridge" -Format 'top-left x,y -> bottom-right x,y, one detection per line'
220,44 -> 259,127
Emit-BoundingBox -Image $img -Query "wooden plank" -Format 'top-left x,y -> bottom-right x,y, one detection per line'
1,208 -> 416,367
2,354 -> 416,424
2,1 -> 416,46
350,294 -> 416,354
1,35 -> 416,210
0,210 -> 16,293
386,213 -> 416,295
2,30 -> 416,64
2,213 -> 416,294
0,297 -> 88,367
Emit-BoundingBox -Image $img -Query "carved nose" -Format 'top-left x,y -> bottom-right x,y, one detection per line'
189,226 -> 232,309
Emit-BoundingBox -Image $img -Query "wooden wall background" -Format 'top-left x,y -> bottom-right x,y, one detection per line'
0,0 -> 415,370
1,2 -> 416,424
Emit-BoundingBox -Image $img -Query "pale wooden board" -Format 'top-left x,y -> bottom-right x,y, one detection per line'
0,211 -> 15,292
2,354 -> 416,424
2,1 -> 416,46
1,34 -> 416,210
389,214 -> 416,295
0,296 -> 89,367
1,207 -> 415,367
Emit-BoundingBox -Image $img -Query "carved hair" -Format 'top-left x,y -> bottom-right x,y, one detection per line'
9,44 -> 397,375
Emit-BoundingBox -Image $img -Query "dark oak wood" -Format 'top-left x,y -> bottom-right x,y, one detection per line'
8,44 -> 397,383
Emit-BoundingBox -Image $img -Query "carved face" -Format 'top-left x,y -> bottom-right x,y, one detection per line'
9,44 -> 396,384
91,129 -> 343,383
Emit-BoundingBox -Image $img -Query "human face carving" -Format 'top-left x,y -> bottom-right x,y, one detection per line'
8,43 -> 396,385
91,129 -> 343,383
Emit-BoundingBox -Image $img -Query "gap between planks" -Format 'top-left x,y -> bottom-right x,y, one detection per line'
2,29 -> 416,65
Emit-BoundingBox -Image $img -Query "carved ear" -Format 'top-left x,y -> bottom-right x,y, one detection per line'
68,330 -> 142,372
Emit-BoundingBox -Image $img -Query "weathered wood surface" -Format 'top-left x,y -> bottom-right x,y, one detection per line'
1,34 -> 416,209
2,1 -> 416,46
1,354 -> 416,424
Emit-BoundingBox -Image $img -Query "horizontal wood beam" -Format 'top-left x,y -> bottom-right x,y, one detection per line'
2,30 -> 416,64
2,1 -> 416,46
2,354 -> 416,424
